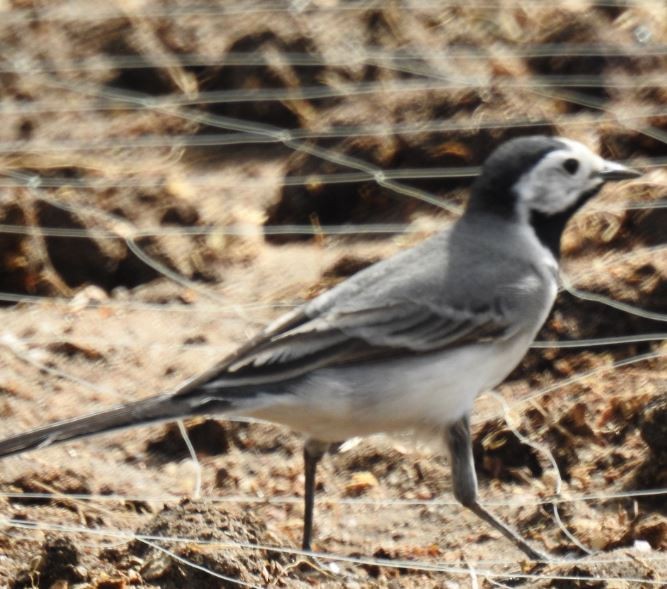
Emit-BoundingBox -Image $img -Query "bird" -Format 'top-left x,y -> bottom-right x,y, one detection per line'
0,135 -> 640,560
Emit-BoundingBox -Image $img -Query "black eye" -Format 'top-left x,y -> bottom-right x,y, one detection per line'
563,158 -> 579,175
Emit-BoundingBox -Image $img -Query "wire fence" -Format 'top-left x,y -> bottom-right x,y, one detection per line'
0,0 -> 665,21
0,0 -> 666,586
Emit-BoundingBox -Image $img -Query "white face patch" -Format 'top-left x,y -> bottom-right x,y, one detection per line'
513,138 -> 607,216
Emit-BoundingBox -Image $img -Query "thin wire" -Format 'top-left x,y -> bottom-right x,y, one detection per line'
531,334 -> 666,348
565,243 -> 667,285
2,519 -> 667,572
0,332 -> 115,397
0,221 -> 431,239
538,86 -> 667,153
1,487 -> 665,507
3,118 -> 667,154
485,578 -> 515,589
0,289 -> 664,334
138,538 -> 263,589
282,135 -> 457,210
4,44 -> 667,74
0,216 -> 659,239
0,168 -> 663,198
0,166 -> 480,188
3,331 -> 664,351
0,0 -> 661,23
505,349 -> 667,412
0,516 -> 492,574
4,517 -> 667,583
0,291 -> 296,312
30,188 -> 229,304
5,89 -> 664,120
3,164 -> 665,190
488,392 -> 594,556
1,289 -> 664,353
4,75 -> 667,109
561,273 -> 667,323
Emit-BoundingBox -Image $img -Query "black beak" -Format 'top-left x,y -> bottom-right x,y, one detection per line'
599,161 -> 642,181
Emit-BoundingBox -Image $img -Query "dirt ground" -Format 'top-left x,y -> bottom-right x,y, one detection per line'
0,1 -> 666,587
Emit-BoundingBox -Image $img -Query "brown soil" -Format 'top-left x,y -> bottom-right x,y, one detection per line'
0,1 -> 666,587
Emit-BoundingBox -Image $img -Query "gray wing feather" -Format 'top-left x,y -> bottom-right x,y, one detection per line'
191,298 -> 514,393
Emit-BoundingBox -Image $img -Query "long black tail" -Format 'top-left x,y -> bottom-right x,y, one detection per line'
0,393 -> 229,459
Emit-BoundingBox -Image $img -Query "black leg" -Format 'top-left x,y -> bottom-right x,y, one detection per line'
302,439 -> 329,551
445,415 -> 549,561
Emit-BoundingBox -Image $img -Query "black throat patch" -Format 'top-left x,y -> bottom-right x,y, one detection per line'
529,185 -> 603,258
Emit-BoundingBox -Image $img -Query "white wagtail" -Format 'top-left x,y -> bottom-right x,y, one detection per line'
0,136 -> 640,560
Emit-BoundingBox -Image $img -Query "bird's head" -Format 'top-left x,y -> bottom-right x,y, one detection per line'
466,135 -> 641,256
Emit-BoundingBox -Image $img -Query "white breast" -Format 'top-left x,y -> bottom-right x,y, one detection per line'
242,333 -> 535,442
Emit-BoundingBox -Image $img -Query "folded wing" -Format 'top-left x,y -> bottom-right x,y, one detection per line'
182,298 -> 515,394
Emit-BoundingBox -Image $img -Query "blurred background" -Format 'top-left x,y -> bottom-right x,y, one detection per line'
0,1 -> 665,587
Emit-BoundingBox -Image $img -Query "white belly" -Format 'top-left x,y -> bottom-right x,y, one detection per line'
243,333 -> 533,442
